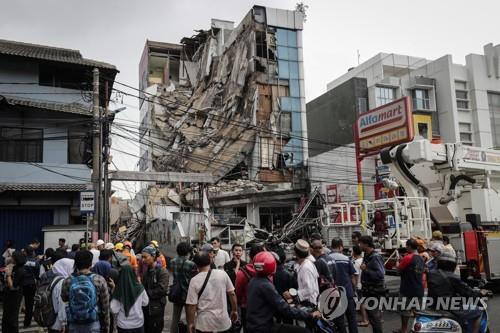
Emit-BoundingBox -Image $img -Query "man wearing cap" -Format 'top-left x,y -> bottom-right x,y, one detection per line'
283,239 -> 319,307
141,245 -> 169,333
427,250 -> 489,333
111,243 -> 129,270
431,230 -> 444,246
150,240 -> 167,269
426,243 -> 443,272
96,239 -> 105,251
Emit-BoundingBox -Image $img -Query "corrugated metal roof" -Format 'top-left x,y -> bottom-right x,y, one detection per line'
0,39 -> 117,71
0,183 -> 88,192
0,95 -> 91,115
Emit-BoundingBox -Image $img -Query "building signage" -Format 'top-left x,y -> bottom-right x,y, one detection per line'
80,191 -> 95,213
355,96 -> 413,153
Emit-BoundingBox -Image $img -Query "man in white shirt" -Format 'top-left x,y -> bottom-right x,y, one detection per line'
210,237 -> 230,269
186,252 -> 238,333
283,239 -> 319,306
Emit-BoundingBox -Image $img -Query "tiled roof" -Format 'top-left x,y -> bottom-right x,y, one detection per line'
0,183 -> 88,192
0,95 -> 91,115
0,39 -> 117,71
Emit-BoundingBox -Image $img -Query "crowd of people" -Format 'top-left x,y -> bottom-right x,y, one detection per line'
0,229 -> 482,333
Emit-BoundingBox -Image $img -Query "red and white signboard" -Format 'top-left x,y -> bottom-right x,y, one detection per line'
355,96 -> 413,153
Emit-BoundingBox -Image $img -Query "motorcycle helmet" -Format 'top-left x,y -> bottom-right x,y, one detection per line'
253,251 -> 277,276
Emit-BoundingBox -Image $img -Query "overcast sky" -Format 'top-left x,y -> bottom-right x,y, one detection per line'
1,0 -> 498,197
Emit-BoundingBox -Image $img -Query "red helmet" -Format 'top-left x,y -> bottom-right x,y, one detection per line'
253,251 -> 277,276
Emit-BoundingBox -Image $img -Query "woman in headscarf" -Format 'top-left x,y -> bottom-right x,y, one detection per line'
49,258 -> 74,333
110,265 -> 149,333
2,250 -> 26,333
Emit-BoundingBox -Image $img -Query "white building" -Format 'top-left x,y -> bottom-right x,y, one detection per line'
326,43 -> 500,148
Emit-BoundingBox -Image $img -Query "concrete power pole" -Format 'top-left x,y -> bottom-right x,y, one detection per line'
92,68 -> 101,239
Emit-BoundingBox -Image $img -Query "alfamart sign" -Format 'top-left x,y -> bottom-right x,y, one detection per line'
356,96 -> 413,152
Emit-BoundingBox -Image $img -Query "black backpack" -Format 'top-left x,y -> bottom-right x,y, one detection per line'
33,275 -> 64,327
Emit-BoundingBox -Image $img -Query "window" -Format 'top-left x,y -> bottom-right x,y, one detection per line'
39,64 -> 88,90
459,122 -> 471,132
460,133 -> 472,142
457,100 -> 469,109
412,89 -> 430,110
455,81 -> 467,90
280,112 -> 292,135
0,127 -> 43,162
488,92 -> 500,148
417,123 -> 429,139
375,86 -> 395,106
456,91 -> 468,99
456,90 -> 469,109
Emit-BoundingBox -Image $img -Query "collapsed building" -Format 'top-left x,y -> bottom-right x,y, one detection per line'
136,6 -> 310,233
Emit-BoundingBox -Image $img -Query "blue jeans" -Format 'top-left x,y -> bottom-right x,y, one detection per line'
69,321 -> 100,333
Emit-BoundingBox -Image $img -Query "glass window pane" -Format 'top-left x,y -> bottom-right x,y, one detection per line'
289,61 -> 299,79
281,97 -> 292,111
278,60 -> 289,78
289,79 -> 300,97
291,112 -> 302,131
280,112 -> 291,134
276,29 -> 288,46
287,30 -> 297,47
277,46 -> 289,60
291,98 -> 301,112
288,47 -> 298,61
456,91 -> 467,99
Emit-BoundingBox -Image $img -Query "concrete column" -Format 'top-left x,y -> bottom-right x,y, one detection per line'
246,203 -> 260,228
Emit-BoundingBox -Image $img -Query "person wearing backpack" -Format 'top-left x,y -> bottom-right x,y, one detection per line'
168,242 -> 197,333
23,245 -> 41,328
61,250 -> 111,333
111,265 -> 149,333
37,258 -> 74,333
141,245 -> 169,333
2,250 -> 26,333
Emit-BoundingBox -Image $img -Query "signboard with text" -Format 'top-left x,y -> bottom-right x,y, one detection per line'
355,96 -> 414,153
80,191 -> 95,213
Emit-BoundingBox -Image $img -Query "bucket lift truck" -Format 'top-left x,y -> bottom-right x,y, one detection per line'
380,139 -> 500,282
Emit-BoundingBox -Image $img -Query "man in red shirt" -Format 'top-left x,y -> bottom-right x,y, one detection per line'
235,243 -> 265,333
396,239 -> 425,333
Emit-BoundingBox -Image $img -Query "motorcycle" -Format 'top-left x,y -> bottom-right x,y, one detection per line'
287,288 -> 336,333
411,293 -> 491,333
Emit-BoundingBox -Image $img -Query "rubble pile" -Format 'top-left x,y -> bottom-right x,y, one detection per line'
149,22 -> 266,181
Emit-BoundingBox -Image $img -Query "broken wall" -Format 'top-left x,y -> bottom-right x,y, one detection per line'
146,7 -> 304,183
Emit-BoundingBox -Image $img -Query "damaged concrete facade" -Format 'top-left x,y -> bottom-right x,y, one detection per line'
138,6 -> 309,230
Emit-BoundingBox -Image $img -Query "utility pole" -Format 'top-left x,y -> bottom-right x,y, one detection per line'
92,68 -> 101,239
103,80 -> 110,240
